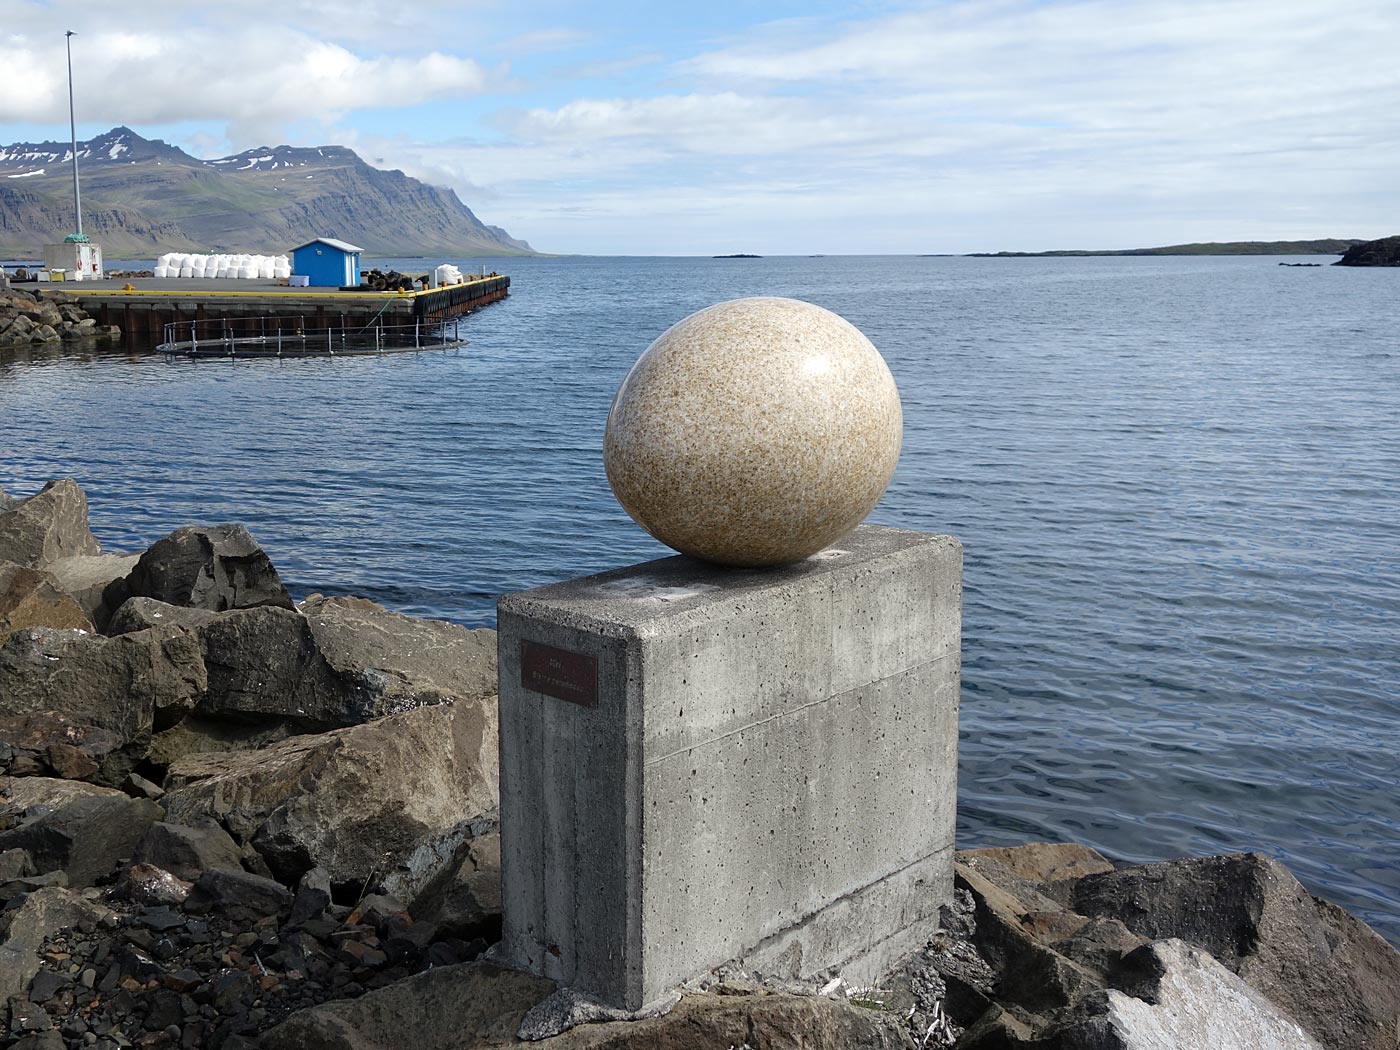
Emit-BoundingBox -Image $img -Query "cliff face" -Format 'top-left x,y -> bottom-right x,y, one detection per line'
0,127 -> 536,258
1335,235 -> 1400,266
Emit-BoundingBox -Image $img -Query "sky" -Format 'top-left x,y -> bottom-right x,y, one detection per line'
2,0 -> 1398,255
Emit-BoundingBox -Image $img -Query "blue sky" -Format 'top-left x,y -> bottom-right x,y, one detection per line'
3,0 -> 1398,255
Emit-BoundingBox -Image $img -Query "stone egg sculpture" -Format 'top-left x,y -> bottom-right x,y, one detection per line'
604,296 -> 902,567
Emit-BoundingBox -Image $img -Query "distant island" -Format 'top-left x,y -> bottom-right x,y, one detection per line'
0,126 -> 536,258
714,253 -> 763,259
968,239 -> 1364,257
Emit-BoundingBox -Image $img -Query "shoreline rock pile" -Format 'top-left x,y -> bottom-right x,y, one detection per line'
0,291 -> 121,349
2,478 -> 1397,1049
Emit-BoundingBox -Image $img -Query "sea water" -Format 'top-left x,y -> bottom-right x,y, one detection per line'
2,253 -> 1396,942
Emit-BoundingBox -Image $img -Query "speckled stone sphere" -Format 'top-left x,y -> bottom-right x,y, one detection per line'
604,296 -> 903,567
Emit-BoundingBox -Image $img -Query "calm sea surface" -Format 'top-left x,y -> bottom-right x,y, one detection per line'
2,254 -> 1397,942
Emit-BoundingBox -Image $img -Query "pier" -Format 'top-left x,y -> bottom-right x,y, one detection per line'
61,273 -> 509,348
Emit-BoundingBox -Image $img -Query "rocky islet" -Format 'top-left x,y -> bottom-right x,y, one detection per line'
0,478 -> 1397,1049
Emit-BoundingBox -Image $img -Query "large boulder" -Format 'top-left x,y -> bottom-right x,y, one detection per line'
132,819 -> 245,881
0,777 -> 125,812
162,696 -> 499,894
0,561 -> 94,636
121,524 -> 293,612
192,601 -> 497,731
1046,939 -> 1321,1049
146,715 -> 300,770
0,791 -> 163,887
42,552 -> 141,629
1071,852 -> 1400,1050
301,594 -> 498,715
259,961 -> 553,1050
0,481 -> 100,569
107,596 -> 218,636
0,887 -> 113,1002
407,825 -> 501,937
259,961 -> 910,1050
0,626 -> 205,782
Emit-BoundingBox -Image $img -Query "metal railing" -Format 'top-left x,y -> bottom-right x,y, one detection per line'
155,315 -> 467,358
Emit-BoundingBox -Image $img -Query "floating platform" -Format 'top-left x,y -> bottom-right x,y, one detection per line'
63,274 -> 509,348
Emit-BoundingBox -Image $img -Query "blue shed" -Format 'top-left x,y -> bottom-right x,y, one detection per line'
290,238 -> 364,288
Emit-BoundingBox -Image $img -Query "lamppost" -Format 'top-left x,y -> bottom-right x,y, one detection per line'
65,30 -> 84,240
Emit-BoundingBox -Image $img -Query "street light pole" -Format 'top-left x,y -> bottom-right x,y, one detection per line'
65,30 -> 83,238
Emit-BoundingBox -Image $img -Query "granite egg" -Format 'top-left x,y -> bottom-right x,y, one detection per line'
603,296 -> 903,567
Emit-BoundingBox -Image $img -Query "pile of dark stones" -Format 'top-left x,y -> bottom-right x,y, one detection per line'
0,290 -> 121,348
3,478 -> 1398,1050
357,269 -> 421,292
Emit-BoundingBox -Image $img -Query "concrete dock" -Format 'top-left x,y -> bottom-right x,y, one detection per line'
58,274 -> 509,347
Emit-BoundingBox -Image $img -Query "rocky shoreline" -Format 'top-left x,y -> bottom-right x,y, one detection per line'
2,479 -> 1397,1049
0,290 -> 121,349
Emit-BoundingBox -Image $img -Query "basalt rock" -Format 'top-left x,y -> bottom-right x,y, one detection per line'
0,625 -> 205,782
162,696 -> 498,896
106,595 -> 219,636
258,961 -> 553,1050
0,887 -> 114,1002
0,792 -> 163,887
1042,939 -> 1322,1050
1070,852 -> 1400,1050
42,551 -> 141,630
0,560 -> 94,636
0,481 -> 101,569
406,827 -> 501,938
121,523 -> 294,613
300,594 -> 498,717
132,820 -> 245,882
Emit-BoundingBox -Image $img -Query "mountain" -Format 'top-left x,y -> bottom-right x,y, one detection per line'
0,127 -> 536,258
967,239 -> 1364,257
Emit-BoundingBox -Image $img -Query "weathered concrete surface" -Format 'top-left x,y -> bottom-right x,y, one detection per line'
162,697 -> 498,895
1051,939 -> 1322,1050
498,524 -> 961,1010
0,480 -> 100,568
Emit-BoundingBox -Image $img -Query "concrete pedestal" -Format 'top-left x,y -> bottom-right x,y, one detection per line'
497,524 -> 961,1010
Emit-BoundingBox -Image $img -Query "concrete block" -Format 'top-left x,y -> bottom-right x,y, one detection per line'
497,524 -> 961,1010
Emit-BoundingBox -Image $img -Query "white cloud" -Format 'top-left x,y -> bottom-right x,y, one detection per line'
0,25 -> 495,148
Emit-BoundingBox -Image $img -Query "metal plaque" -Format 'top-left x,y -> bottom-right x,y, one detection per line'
520,640 -> 598,708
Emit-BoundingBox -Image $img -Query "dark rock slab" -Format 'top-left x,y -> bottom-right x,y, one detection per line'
0,793 -> 163,887
0,481 -> 100,569
121,524 -> 293,612
0,560 -> 95,635
256,961 -> 561,1050
163,697 -> 498,895
133,820 -> 244,882
184,867 -> 293,922
1071,851 -> 1400,1050
106,596 -> 219,636
301,594 -> 498,717
0,625 -> 205,781
408,827 -> 501,938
